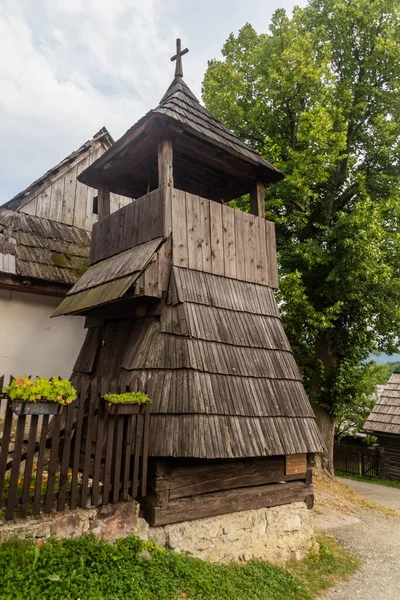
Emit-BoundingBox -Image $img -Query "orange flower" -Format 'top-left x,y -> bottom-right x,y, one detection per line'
43,478 -> 48,483
36,540 -> 44,547
17,478 -> 22,485
30,486 -> 34,489
67,472 -> 72,476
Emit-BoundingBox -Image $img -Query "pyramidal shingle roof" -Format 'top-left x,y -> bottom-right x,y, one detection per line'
153,76 -> 283,180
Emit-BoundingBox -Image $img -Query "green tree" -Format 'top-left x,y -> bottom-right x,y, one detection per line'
203,0 -> 400,468
335,361 -> 389,440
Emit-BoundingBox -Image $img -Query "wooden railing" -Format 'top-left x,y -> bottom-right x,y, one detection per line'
0,376 -> 150,520
334,443 -> 380,479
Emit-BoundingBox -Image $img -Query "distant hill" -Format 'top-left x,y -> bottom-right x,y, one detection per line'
369,353 -> 400,365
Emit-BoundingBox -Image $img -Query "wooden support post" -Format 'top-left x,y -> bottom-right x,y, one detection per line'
158,139 -> 174,188
98,185 -> 110,219
250,181 -> 265,218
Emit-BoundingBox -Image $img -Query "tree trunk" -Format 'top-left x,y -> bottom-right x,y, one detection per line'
312,402 -> 335,472
309,333 -> 338,473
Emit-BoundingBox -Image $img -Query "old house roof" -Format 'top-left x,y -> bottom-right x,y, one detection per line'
3,128 -> 113,212
364,372 -> 400,435
0,208 -> 91,290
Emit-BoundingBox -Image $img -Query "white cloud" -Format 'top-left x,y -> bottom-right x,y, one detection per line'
0,0 -> 180,201
0,0 -> 305,202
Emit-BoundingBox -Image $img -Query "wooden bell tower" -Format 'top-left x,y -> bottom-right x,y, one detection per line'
53,40 -> 323,526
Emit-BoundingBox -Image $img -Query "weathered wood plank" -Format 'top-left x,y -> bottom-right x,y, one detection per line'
45,412 -> 62,513
61,165 -> 78,225
49,175 -> 65,222
74,157 -> 90,229
222,205 -> 236,279
250,182 -> 265,218
33,415 -> 49,515
171,188 -> 188,268
210,201 -> 224,276
285,454 -> 307,476
6,414 -> 26,519
0,399 -> 13,508
148,481 -> 311,526
158,139 -> 174,187
265,220 -> 278,289
98,185 -> 111,220
243,213 -> 257,283
20,415 -> 39,518
153,457 -> 286,500
57,403 -> 75,511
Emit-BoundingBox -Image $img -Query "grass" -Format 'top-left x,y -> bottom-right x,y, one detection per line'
0,534 -> 358,600
335,470 -> 400,490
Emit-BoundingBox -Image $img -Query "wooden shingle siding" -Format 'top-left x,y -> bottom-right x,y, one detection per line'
171,267 -> 279,316
118,370 -> 315,419
161,304 -> 290,349
147,415 -> 321,459
365,373 -> 400,435
0,208 -> 90,286
155,78 -> 283,180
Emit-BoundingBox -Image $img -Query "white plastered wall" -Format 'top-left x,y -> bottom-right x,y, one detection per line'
0,289 -> 86,382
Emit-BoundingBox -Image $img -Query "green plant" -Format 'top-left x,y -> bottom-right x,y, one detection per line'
2,377 -> 77,405
0,533 -> 358,600
103,391 -> 151,405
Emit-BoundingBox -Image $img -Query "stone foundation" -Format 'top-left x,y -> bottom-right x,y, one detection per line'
0,501 -> 316,564
149,501 -> 316,564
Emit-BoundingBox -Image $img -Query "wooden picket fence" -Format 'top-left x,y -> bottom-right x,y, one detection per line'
0,376 -> 150,520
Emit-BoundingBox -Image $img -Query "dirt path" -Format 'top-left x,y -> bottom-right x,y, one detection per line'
336,477 -> 400,511
315,477 -> 400,599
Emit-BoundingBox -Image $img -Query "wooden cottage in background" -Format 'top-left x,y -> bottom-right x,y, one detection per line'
365,373 -> 400,480
53,41 -> 324,525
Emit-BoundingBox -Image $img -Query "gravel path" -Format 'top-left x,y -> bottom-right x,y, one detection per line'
315,480 -> 400,599
336,477 -> 400,511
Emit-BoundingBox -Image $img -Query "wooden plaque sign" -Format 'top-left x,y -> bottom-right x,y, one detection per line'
285,454 -> 307,476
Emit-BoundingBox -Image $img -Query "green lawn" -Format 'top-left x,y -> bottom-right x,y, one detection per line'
335,471 -> 400,490
0,534 -> 359,600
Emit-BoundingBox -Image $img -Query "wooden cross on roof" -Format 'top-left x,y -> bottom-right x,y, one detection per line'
171,38 -> 189,78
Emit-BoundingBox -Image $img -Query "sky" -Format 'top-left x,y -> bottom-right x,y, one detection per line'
0,0 -> 307,203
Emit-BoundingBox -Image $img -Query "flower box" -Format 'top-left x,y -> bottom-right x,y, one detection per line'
105,402 -> 141,416
103,391 -> 151,416
3,376 -> 77,416
11,400 -> 63,416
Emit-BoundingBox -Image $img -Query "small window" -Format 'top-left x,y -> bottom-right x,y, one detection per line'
93,195 -> 98,215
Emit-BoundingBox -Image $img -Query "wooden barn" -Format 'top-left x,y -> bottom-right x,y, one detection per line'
364,372 -> 400,480
53,41 -> 324,527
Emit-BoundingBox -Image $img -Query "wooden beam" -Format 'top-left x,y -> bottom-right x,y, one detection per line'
250,181 -> 265,217
145,480 -> 312,526
98,185 -> 110,219
0,273 -> 70,298
158,139 -> 174,188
